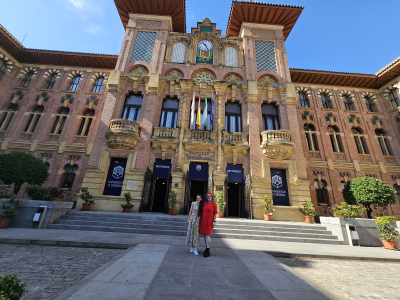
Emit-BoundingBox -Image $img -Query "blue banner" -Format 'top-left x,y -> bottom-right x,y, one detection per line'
227,164 -> 242,183
189,162 -> 208,181
270,169 -> 290,206
103,158 -> 127,196
153,159 -> 171,178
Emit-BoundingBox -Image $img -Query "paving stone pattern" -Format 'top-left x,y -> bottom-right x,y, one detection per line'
278,258 -> 400,300
0,245 -> 124,300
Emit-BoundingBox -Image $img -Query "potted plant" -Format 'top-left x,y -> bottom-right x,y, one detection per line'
375,216 -> 398,250
263,195 -> 275,221
49,187 -> 64,201
0,195 -> 22,229
216,191 -> 225,218
80,187 -> 94,211
168,189 -> 178,215
299,201 -> 316,223
121,192 -> 134,213
0,275 -> 26,300
331,202 -> 365,218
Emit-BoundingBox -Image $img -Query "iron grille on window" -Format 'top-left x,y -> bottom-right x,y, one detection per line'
21,71 -> 34,88
44,73 -> 57,90
68,75 -> 81,91
92,77 -> 104,93
0,59 -> 7,80
321,93 -> 332,109
298,91 -> 309,107
365,96 -> 377,112
343,95 -> 355,111
389,89 -> 400,109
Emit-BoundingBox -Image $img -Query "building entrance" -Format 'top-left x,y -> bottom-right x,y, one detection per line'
152,177 -> 168,213
226,164 -> 246,218
190,180 -> 207,203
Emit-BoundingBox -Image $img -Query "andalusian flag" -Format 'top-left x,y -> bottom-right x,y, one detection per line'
190,91 -> 195,129
196,95 -> 202,129
202,93 -> 208,129
210,93 -> 214,130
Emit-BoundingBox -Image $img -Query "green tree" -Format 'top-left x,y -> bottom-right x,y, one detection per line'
342,177 -> 396,219
0,152 -> 49,195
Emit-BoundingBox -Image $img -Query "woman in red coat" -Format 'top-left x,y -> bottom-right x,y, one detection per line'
199,192 -> 217,257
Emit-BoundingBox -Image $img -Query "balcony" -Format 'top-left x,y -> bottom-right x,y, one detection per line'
223,131 -> 249,147
260,130 -> 294,160
152,127 -> 180,140
184,129 -> 217,142
106,119 -> 140,150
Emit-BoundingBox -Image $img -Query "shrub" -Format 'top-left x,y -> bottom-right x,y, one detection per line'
48,187 -> 64,199
0,275 -> 26,300
299,201 -> 316,217
0,192 -> 14,199
342,177 -> 396,219
331,202 -> 366,218
263,195 -> 274,215
25,185 -> 51,201
375,216 -> 398,242
168,189 -> 178,209
216,191 -> 225,212
121,192 -> 134,209
0,196 -> 22,219
80,187 -> 94,205
0,152 -> 49,194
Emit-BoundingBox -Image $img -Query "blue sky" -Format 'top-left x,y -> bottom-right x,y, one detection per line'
1,0 -> 399,74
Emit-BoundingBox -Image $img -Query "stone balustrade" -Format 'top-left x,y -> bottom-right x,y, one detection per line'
153,127 -> 179,139
106,119 -> 140,149
185,129 -> 217,141
260,129 -> 294,160
223,131 -> 249,146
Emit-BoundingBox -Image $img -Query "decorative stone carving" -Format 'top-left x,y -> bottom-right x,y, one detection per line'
260,130 -> 294,160
251,28 -> 275,38
106,119 -> 140,150
137,19 -> 162,29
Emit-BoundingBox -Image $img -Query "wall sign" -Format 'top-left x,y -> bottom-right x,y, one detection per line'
189,162 -> 209,181
227,164 -> 242,183
103,158 -> 127,196
270,169 -> 290,206
126,181 -> 139,191
185,151 -> 214,161
153,159 -> 171,178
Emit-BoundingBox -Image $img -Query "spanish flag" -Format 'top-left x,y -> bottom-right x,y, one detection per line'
196,97 -> 202,129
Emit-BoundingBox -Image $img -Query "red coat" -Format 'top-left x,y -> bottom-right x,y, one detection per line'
200,202 -> 217,236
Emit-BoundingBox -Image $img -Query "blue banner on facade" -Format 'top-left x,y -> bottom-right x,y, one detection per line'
153,159 -> 171,178
227,164 -> 242,183
189,162 -> 208,181
103,158 -> 127,196
270,169 -> 290,206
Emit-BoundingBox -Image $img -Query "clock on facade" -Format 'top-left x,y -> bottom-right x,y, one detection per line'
198,40 -> 213,51
197,40 -> 214,64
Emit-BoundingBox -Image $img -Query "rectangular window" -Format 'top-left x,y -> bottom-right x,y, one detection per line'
316,189 -> 329,205
61,173 -> 75,189
255,41 -> 277,73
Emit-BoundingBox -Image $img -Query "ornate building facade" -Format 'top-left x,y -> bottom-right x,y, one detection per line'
1,0 -> 400,220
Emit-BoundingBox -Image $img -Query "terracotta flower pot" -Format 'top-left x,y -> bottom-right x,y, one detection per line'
81,203 -> 91,211
169,208 -> 177,215
122,207 -> 131,213
381,239 -> 398,250
0,218 -> 11,229
217,211 -> 223,218
304,216 -> 313,223
264,214 -> 272,221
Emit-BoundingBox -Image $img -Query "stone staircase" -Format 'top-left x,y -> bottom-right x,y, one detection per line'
48,211 -> 344,245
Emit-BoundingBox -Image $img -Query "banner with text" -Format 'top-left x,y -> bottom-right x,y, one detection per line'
270,169 -> 290,206
103,158 -> 127,196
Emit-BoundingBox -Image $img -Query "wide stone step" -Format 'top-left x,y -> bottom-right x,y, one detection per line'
214,224 -> 330,235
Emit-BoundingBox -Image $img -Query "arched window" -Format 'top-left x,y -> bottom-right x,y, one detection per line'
304,124 -> 318,151
352,127 -> 369,155
225,102 -> 242,132
0,58 -> 7,80
315,180 -> 330,205
343,94 -> 355,111
375,129 -> 394,156
365,96 -> 377,112
77,109 -> 95,136
68,75 -> 81,91
389,88 -> 400,109
262,104 -> 280,131
61,164 -> 78,189
92,76 -> 104,93
51,107 -> 70,135
122,94 -> 143,122
24,105 -> 44,133
171,43 -> 185,63
160,98 -> 179,128
0,103 -> 18,131
328,126 -> 344,153
394,185 -> 400,203
21,71 -> 34,88
321,93 -> 332,109
44,73 -> 57,90
298,91 -> 309,107
225,47 -> 238,67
